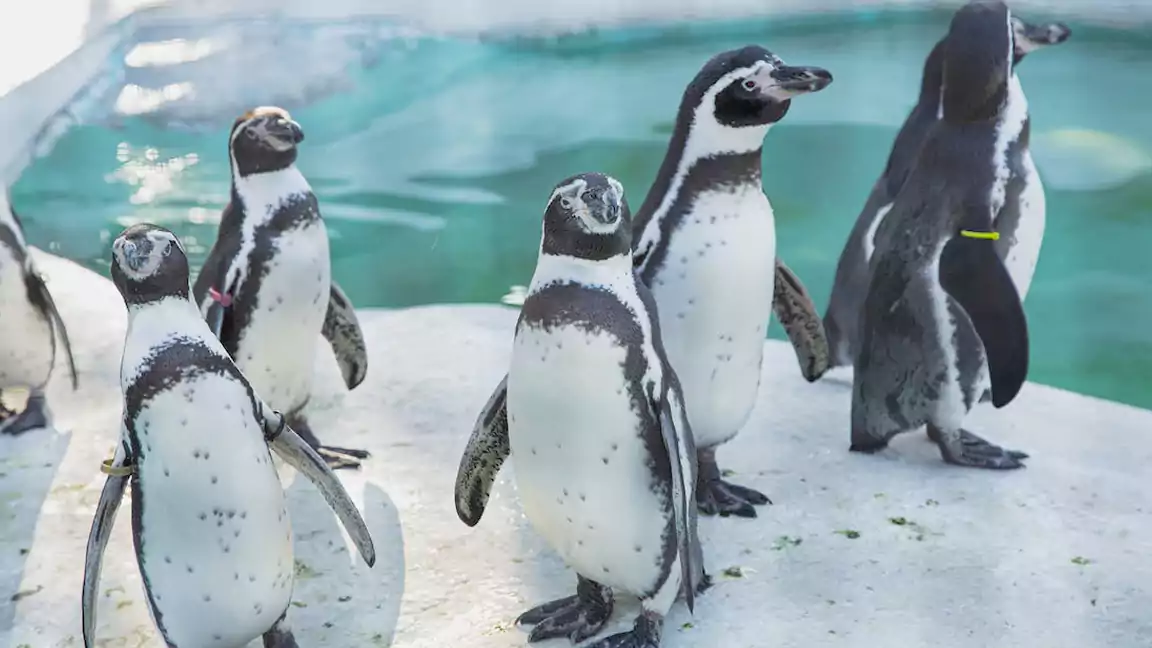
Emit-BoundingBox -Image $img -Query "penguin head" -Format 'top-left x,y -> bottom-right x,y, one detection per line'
1011,15 -> 1071,64
228,106 -> 305,178
683,45 -> 832,132
111,223 -> 191,306
941,1 -> 1015,123
540,172 -> 632,261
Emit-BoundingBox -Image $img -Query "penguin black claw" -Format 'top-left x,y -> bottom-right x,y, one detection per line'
584,611 -> 661,648
696,479 -> 765,518
518,578 -> 613,644
928,425 -> 1029,467
696,453 -> 771,518
316,448 -> 365,471
933,432 -> 1028,471
0,394 -> 49,436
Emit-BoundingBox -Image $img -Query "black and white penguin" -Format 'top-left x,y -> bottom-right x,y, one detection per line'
822,10 -> 1070,368
83,223 -> 376,648
193,106 -> 370,470
454,173 -> 705,648
631,46 -> 833,517
851,0 -> 1032,470
0,192 -> 77,435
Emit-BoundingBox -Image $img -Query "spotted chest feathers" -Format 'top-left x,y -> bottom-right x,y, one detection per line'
222,171 -> 332,414
644,182 -> 776,448
507,262 -> 676,600
122,331 -> 292,647
0,242 -> 53,389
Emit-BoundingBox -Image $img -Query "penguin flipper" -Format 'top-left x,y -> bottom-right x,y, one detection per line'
83,440 -> 131,648
454,375 -> 510,527
24,266 -> 79,389
654,382 -> 699,614
772,257 -> 831,383
321,281 -> 368,391
260,406 -> 376,567
938,228 -> 1029,408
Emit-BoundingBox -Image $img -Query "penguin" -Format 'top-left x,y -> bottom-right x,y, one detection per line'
0,191 -> 78,435
822,10 -> 1070,368
83,223 -> 376,648
630,46 -> 833,518
851,0 -> 1032,470
193,106 -> 370,470
454,173 -> 705,648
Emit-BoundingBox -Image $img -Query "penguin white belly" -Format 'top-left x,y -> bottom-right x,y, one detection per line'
508,323 -> 670,596
132,372 -> 293,647
0,254 -> 53,389
923,258 -> 974,429
1003,155 -> 1046,302
235,222 -> 331,414
648,188 -> 776,448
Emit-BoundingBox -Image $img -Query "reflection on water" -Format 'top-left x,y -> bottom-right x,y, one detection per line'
11,11 -> 1152,409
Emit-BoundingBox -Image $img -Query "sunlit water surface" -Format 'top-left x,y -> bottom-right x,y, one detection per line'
12,11 -> 1152,408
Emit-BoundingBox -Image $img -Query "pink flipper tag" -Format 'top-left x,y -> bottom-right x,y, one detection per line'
208,286 -> 233,307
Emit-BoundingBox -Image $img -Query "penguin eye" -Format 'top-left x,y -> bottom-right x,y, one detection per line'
560,197 -> 573,209
162,242 -> 173,257
742,79 -> 758,91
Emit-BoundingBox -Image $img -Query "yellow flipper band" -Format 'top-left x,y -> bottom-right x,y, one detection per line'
960,230 -> 1000,240
100,458 -> 135,477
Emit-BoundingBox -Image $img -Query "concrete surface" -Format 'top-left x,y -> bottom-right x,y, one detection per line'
1,252 -> 1150,647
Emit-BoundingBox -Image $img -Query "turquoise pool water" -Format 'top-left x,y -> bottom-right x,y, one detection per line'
10,10 -> 1152,410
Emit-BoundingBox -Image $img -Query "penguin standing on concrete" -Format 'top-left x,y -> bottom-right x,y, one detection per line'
823,10 -> 1070,368
84,223 -> 375,648
631,46 -> 833,517
455,173 -> 705,648
0,192 -> 77,435
851,0 -> 1032,470
193,106 -> 370,470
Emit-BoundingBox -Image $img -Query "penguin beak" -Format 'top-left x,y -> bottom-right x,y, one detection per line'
117,237 -> 151,271
583,185 -> 622,226
260,116 -> 305,150
1013,17 -> 1071,57
751,63 -> 834,102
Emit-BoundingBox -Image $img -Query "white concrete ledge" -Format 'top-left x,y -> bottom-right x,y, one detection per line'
2,252 -> 1150,647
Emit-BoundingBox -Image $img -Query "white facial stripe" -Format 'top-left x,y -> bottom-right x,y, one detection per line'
548,178 -> 586,207
632,58 -> 779,256
606,177 -> 624,203
1006,9 -> 1015,64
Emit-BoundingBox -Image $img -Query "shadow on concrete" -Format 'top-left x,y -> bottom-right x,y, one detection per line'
283,474 -> 405,645
0,425 -> 71,634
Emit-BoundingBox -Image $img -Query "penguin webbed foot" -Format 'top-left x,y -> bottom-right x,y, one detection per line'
697,478 -> 770,518
262,615 -> 299,648
288,414 -> 369,471
517,577 -> 613,644
583,611 -> 662,648
696,451 -> 770,518
0,392 -> 49,436
316,445 -> 371,470
929,425 -> 1028,470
